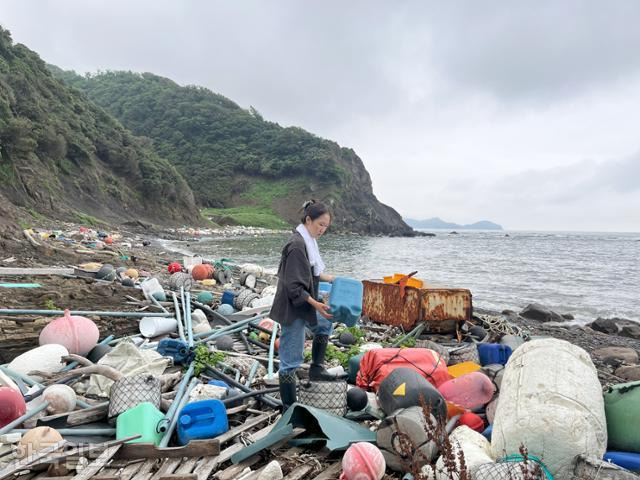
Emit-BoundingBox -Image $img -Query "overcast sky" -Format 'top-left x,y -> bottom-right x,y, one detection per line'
2,1 -> 639,231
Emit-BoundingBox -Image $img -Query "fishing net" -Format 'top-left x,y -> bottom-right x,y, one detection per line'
298,380 -> 348,416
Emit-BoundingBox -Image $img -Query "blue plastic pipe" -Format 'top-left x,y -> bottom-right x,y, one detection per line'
172,292 -> 186,342
0,309 -> 173,317
159,377 -> 199,447
0,402 -> 49,435
157,363 -> 195,433
185,291 -> 194,347
62,335 -> 115,372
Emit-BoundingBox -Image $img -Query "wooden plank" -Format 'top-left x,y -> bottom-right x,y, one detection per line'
214,456 -> 260,480
224,404 -> 248,415
311,462 -> 341,480
158,476 -> 197,480
25,402 -> 109,428
148,458 -> 182,480
0,440 -> 68,480
173,458 -> 198,475
115,440 -> 219,460
215,412 -> 275,444
114,459 -> 147,480
71,444 -> 121,480
282,465 -> 314,480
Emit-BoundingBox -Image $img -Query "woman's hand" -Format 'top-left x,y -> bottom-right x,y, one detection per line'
319,273 -> 335,283
311,298 -> 333,319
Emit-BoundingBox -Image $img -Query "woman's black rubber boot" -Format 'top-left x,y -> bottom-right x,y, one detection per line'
309,334 -> 348,381
278,371 -> 297,412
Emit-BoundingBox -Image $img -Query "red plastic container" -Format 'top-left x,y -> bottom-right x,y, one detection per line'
0,387 -> 26,428
437,371 -> 496,410
459,411 -> 485,432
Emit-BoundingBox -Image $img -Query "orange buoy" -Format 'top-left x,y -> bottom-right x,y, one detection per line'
18,427 -> 63,459
258,318 -> 275,343
104,236 -> 114,245
124,268 -> 139,279
191,264 -> 214,281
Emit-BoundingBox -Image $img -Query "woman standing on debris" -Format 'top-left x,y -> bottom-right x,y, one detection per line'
270,200 -> 345,411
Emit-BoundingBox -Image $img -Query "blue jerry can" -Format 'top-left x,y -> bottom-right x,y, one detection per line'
477,343 -> 512,366
177,399 -> 229,445
157,338 -> 194,365
328,277 -> 363,327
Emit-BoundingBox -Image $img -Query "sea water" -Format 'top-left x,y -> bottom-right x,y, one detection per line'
159,230 -> 640,324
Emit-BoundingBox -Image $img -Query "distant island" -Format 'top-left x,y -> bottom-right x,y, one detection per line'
404,217 -> 503,230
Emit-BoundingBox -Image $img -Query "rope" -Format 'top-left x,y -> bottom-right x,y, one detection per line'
498,454 -> 554,480
476,314 -> 528,338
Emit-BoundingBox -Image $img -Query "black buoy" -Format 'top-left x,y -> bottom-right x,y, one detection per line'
468,325 -> 488,342
121,277 -> 135,287
215,335 -> 235,351
339,331 -> 356,346
347,386 -> 368,411
96,264 -> 116,281
377,367 -> 447,420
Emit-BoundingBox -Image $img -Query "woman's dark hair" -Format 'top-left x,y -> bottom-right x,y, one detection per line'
300,199 -> 331,224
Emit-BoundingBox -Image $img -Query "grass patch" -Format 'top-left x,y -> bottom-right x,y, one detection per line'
27,208 -> 47,222
201,206 -> 290,229
73,211 -> 107,228
240,178 -> 304,205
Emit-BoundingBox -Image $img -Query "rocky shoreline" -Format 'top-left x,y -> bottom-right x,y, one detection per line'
1,222 -> 638,383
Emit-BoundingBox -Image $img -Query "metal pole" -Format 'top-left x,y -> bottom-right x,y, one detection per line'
159,377 -> 200,448
0,309 -> 173,317
221,387 -> 280,405
205,366 -> 280,409
267,322 -> 279,380
10,428 -> 116,436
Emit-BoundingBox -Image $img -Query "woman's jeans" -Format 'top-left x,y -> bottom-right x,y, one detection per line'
278,312 -> 333,375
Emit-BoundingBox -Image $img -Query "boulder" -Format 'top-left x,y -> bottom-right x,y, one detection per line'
520,303 -> 565,323
588,317 -> 640,338
614,365 -> 640,382
620,325 -> 640,340
593,347 -> 639,366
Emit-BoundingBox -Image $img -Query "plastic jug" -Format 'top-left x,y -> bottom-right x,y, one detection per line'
177,399 -> 228,445
328,277 -> 363,327
477,344 -> 512,366
221,291 -> 235,306
437,371 -> 496,410
116,402 -> 165,445
157,339 -> 194,365
318,281 -> 332,296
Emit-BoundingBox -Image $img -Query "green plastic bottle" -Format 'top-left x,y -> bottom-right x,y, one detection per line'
604,381 -> 640,452
116,402 -> 165,445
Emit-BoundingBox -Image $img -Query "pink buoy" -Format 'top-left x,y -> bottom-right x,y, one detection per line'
0,386 -> 27,428
39,309 -> 99,356
340,442 -> 386,480
437,371 -> 496,410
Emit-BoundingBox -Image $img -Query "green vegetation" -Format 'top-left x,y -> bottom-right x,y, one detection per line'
193,344 -> 227,375
201,206 -> 289,229
0,27 -> 198,225
51,69 -> 349,214
42,298 -> 58,310
73,211 -> 107,228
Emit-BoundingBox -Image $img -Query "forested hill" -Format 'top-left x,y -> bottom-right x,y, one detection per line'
0,27 -> 200,232
52,69 -> 414,235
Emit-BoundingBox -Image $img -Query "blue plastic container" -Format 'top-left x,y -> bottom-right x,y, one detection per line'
477,344 -> 512,366
157,339 -> 194,365
604,451 -> 640,472
318,281 -> 332,296
208,379 -> 229,389
481,424 -> 492,441
177,399 -> 229,445
328,277 -> 363,327
221,291 -> 235,306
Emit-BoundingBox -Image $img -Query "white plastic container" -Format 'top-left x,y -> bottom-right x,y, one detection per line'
491,338 -> 607,480
139,317 -> 178,338
140,278 -> 164,300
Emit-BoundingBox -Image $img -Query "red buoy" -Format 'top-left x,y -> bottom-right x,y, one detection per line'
0,387 -> 26,428
191,264 -> 214,281
39,309 -> 99,356
168,262 -> 182,274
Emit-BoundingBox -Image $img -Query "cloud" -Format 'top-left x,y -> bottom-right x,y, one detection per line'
1,0 -> 640,231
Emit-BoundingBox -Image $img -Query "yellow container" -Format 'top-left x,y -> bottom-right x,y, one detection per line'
383,273 -> 424,289
447,361 -> 481,378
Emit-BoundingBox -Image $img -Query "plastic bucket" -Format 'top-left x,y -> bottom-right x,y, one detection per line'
140,317 -> 178,338
140,278 -> 164,300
